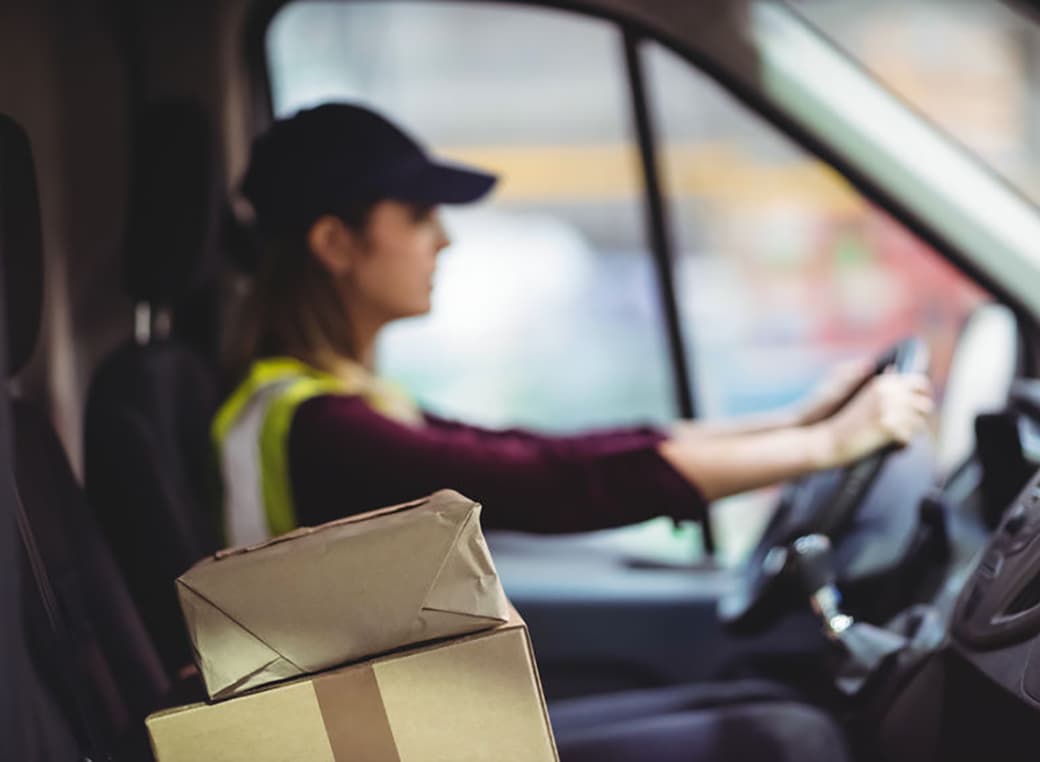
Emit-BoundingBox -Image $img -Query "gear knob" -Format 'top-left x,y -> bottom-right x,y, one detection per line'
793,534 -> 836,595
790,536 -> 911,695
792,534 -> 852,639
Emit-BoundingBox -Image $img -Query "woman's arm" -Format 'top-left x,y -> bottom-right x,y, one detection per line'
288,369 -> 930,532
425,357 -> 876,448
668,408 -> 805,442
660,372 -> 934,501
289,396 -> 704,534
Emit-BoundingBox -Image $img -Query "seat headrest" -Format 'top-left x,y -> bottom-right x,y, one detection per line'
123,100 -> 223,306
0,114 -> 44,377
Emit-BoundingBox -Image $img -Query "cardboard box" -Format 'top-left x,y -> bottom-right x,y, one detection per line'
147,616 -> 559,762
177,490 -> 511,700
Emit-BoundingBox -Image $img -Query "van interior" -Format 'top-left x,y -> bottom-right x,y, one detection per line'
5,0 -> 1040,759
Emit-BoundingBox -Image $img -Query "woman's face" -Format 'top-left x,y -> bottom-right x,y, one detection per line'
345,200 -> 451,324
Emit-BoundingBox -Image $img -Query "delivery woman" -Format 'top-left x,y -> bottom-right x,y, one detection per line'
216,101 -> 932,547
217,101 -> 925,762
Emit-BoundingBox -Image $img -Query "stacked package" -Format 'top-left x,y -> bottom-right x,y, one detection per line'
145,489 -> 559,762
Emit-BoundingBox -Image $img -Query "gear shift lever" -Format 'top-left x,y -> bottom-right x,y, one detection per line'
793,534 -> 854,639
791,534 -> 909,695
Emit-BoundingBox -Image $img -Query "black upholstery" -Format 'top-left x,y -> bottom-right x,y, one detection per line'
16,403 -> 170,758
0,115 -> 43,375
552,681 -> 850,762
2,111 -> 170,759
0,113 -> 59,762
85,99 -> 223,676
85,341 -> 220,672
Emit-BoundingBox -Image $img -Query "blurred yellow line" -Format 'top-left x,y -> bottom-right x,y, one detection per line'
438,142 -> 864,213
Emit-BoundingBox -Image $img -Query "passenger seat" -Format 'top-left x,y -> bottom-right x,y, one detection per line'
84,100 -> 224,677
3,112 -> 169,760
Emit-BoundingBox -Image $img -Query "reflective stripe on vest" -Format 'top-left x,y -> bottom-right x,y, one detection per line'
213,358 -> 350,546
213,356 -> 422,546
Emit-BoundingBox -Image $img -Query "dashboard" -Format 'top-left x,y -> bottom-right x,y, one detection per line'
953,467 -> 1040,707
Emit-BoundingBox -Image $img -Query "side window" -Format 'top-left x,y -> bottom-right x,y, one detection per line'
266,4 -> 993,563
267,2 -> 676,433
643,41 -> 989,557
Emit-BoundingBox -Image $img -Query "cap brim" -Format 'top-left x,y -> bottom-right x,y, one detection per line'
391,160 -> 498,205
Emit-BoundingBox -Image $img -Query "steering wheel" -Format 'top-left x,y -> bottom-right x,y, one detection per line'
718,337 -> 930,633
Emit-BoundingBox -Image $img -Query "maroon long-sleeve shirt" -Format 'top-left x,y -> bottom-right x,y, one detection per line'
287,394 -> 705,533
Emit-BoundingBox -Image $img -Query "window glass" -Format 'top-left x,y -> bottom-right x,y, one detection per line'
267,2 -> 998,562
796,0 -> 1040,208
268,1 -> 674,433
268,1 -> 701,563
644,41 -> 989,559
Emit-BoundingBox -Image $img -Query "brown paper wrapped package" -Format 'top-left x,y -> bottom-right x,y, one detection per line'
146,615 -> 559,762
177,489 -> 511,700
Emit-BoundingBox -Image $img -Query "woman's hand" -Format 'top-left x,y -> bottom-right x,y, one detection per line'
657,365 -> 933,502
795,358 -> 875,428
813,372 -> 934,469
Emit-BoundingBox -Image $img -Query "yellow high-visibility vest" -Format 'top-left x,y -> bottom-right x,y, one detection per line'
212,356 -> 421,545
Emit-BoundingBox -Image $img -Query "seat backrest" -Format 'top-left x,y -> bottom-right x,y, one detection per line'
85,342 -> 221,674
2,112 -> 170,759
84,99 -> 223,676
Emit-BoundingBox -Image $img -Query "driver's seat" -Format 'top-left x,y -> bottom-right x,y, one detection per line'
550,679 -> 851,761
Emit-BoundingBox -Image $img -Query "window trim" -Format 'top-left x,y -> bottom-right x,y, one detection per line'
622,29 -> 717,554
621,30 -> 696,422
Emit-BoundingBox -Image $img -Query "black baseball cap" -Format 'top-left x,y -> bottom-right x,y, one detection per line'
241,102 -> 497,233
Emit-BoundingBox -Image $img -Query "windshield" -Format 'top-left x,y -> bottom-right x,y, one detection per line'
793,0 -> 1040,209
743,1 -> 1040,320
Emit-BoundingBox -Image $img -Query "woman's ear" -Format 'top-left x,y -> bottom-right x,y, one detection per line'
307,215 -> 360,277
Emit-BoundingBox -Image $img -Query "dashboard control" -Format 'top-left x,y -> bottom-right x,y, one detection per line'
954,469 -> 1040,648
